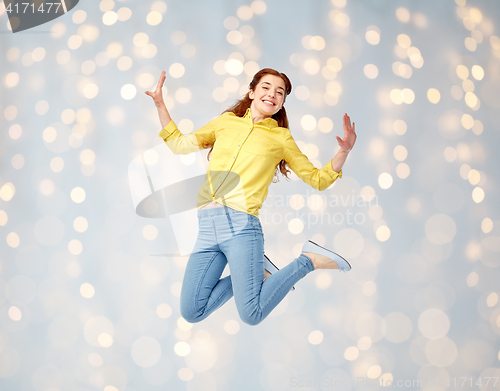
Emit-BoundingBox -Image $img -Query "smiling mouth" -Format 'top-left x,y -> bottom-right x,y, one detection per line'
262,99 -> 275,106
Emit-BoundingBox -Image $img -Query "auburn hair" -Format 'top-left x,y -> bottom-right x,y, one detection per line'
206,68 -> 292,182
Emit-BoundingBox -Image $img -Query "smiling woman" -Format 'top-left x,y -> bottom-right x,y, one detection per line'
145,67 -> 357,326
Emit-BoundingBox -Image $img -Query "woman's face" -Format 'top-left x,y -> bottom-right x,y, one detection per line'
249,74 -> 286,119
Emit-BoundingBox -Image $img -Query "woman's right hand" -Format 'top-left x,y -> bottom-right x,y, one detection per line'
145,71 -> 166,107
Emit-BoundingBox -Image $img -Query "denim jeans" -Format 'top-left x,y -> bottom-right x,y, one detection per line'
180,205 -> 315,325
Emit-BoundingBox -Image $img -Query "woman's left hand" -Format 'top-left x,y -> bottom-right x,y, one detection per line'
336,113 -> 357,152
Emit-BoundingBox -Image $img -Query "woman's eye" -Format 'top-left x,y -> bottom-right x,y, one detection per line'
277,91 -> 283,95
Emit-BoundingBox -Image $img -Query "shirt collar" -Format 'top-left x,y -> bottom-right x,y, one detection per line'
244,108 -> 279,129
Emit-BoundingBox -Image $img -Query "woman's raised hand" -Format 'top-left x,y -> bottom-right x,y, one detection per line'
145,71 -> 166,107
336,113 -> 357,152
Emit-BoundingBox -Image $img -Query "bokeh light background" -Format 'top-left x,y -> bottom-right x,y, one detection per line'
1,0 -> 500,390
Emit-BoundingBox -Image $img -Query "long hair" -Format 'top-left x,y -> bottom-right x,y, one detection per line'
206,68 -> 293,182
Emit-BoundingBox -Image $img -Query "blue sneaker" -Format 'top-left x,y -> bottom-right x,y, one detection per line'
264,254 -> 295,291
302,240 -> 351,272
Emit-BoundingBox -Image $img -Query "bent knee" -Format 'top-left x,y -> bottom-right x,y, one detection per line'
180,306 -> 205,324
239,312 -> 263,326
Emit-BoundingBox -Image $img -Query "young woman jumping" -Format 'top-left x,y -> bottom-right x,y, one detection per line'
145,68 -> 357,325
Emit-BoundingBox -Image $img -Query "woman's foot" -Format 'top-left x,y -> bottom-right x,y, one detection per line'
263,269 -> 271,280
302,240 -> 351,272
302,252 -> 339,270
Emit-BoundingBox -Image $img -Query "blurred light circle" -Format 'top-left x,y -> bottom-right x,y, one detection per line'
106,106 -> 125,125
367,365 -> 382,379
6,275 -> 36,305
357,336 -> 372,350
142,43 -> 157,58
382,312 -> 412,343
0,182 -> 15,201
6,232 -> 20,248
301,114 -> 316,131
213,87 -> 228,102
418,308 -> 450,339
237,5 -> 253,20
8,306 -> 22,321
318,117 -> 333,133
117,56 -> 132,71
304,58 -> 320,74
35,216 -> 65,246
4,105 -> 17,120
315,272 -> 331,289
131,337 -> 162,367
83,83 -> 98,99
365,27 -> 380,45
364,64 -> 378,79
72,9 -> 86,24
224,16 -> 239,30
39,179 -> 54,195
185,337 -> 218,372
223,77 -> 239,92
71,187 -> 86,203
178,367 -> 194,381
134,32 -> 149,47
224,319 -> 240,335
425,214 -> 456,244
103,11 -> 118,25
80,283 -> 95,298
227,30 -> 242,45
157,303 -> 172,319
84,316 -> 114,347
121,84 -> 137,100
288,218 -> 304,234
48,316 -> 80,348
481,218 -> 493,233
460,339 -> 495,371
169,63 -> 185,78
175,88 -> 191,103
174,341 -> 191,357
142,225 -> 158,240
8,124 -> 22,140
68,35 -> 83,50
74,216 -> 89,232
5,72 -> 20,87
308,330 -> 323,345
378,172 -> 393,189
0,210 -> 7,226
362,281 -> 377,296
334,228 -> 364,258
225,59 -> 244,75
376,225 -> 391,241
471,65 -> 484,80
98,333 -> 113,347
472,187 -> 484,203
427,88 -> 441,103
344,346 -> 359,361
147,11 -> 162,26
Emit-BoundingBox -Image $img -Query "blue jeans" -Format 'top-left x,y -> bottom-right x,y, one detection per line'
180,205 -> 315,325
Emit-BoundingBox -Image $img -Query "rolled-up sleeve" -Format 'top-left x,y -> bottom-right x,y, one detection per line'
283,131 -> 342,191
159,116 -> 219,155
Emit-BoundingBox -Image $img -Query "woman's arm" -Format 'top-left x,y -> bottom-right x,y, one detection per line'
145,71 -> 172,129
331,113 -> 356,172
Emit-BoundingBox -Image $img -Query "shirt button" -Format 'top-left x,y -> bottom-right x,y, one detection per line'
238,144 -> 240,147
233,157 -> 235,159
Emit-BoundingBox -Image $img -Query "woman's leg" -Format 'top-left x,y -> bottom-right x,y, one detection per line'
180,212 -> 234,323
216,210 -> 315,326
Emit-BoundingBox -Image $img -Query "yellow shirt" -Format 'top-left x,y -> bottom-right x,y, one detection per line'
158,108 -> 342,217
